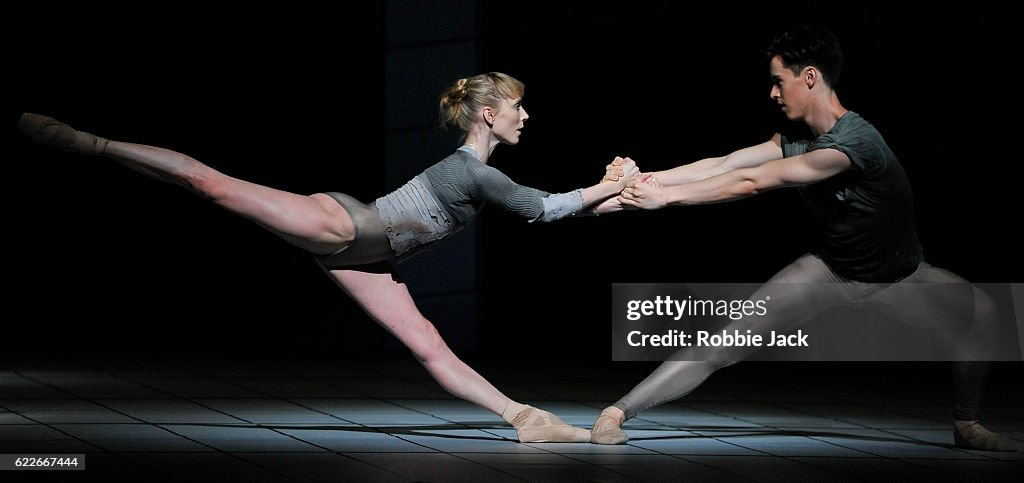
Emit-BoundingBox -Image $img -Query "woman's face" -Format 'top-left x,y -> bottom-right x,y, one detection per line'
491,97 -> 528,145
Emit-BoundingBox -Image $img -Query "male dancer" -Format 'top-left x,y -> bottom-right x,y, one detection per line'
595,27 -> 1016,451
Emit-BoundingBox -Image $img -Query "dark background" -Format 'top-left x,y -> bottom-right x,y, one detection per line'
6,0 -> 1019,384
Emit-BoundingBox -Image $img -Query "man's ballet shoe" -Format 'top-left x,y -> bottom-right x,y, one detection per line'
511,406 -> 591,443
18,113 -> 108,155
954,420 -> 1019,451
590,407 -> 629,445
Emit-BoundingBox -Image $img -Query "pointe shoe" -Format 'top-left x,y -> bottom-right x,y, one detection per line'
590,407 -> 629,445
953,420 -> 1018,451
511,406 -> 591,443
18,113 -> 108,155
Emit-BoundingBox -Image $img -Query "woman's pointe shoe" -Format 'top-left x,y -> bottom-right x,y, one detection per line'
18,113 -> 108,155
511,406 -> 591,443
954,420 -> 1019,451
591,407 -> 629,445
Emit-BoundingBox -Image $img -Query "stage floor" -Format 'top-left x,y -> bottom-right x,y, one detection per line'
2,355 -> 1021,481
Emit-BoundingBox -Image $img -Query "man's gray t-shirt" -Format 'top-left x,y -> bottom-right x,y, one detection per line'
782,111 -> 923,282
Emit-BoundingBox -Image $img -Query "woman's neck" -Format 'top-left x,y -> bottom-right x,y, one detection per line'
463,127 -> 495,163
463,140 -> 493,163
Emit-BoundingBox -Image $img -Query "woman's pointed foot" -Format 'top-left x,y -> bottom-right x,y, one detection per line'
18,113 -> 108,155
510,406 -> 591,443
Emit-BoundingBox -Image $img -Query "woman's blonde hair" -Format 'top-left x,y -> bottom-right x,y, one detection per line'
439,72 -> 524,132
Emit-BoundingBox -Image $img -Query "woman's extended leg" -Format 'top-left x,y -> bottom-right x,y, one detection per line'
18,113 -> 353,255
323,266 -> 591,443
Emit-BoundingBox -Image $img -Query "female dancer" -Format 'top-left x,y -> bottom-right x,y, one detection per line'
18,72 -> 637,443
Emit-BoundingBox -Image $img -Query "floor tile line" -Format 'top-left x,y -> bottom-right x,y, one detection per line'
69,361 -> 315,481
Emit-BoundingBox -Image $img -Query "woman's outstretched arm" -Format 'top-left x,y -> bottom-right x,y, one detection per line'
466,158 -> 639,221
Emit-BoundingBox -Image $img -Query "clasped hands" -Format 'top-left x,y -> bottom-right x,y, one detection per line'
602,157 -> 666,209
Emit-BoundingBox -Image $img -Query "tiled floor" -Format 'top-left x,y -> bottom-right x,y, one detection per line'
1,355 -> 1021,481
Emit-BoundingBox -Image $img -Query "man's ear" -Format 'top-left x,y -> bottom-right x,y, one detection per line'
805,67 -> 818,89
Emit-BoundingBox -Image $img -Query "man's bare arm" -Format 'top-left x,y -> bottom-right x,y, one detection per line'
652,134 -> 784,186
620,147 -> 851,209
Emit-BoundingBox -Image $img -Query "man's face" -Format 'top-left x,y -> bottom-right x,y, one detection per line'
769,55 -> 808,120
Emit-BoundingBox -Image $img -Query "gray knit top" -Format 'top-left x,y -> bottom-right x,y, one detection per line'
374,146 -> 583,260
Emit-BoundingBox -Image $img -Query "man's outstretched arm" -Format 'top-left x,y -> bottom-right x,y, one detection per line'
651,134 -> 785,186
595,135 -> 785,214
620,147 -> 851,209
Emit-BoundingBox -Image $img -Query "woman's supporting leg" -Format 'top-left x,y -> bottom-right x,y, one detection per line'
18,113 -> 354,255
323,266 -> 590,443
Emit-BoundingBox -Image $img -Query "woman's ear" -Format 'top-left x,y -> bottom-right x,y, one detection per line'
482,106 -> 495,127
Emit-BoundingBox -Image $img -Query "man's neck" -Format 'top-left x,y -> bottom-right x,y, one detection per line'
805,93 -> 848,137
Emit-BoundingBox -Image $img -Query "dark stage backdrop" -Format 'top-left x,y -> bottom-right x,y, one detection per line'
6,2 -> 1019,365
471,4 -> 1021,357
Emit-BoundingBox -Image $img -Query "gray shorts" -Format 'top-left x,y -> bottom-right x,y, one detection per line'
314,192 -> 395,269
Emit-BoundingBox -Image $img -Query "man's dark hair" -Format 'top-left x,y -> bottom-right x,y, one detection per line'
766,26 -> 844,88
